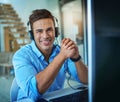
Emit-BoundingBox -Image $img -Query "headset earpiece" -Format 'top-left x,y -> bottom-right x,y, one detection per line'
27,22 -> 34,40
29,30 -> 34,40
55,27 -> 59,38
54,17 -> 60,38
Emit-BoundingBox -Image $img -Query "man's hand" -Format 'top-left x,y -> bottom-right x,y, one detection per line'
60,38 -> 79,59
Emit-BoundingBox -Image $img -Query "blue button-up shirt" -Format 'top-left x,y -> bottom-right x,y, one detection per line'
13,41 -> 80,101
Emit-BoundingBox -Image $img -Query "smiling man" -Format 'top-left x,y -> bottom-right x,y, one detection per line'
12,9 -> 88,102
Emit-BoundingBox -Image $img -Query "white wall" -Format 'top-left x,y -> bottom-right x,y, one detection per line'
10,0 -> 60,26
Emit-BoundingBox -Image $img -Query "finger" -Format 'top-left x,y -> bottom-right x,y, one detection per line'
67,44 -> 76,50
62,38 -> 67,43
63,38 -> 71,46
61,38 -> 67,46
65,40 -> 74,48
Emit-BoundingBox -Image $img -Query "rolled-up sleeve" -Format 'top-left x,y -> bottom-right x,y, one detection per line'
13,50 -> 42,101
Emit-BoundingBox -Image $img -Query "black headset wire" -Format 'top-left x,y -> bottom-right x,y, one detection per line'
66,69 -> 87,91
66,71 -> 79,90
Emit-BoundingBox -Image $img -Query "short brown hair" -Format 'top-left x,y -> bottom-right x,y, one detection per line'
29,9 -> 55,30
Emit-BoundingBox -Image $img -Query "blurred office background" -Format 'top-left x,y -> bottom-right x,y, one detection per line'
0,0 -> 87,102
1,0 -> 120,102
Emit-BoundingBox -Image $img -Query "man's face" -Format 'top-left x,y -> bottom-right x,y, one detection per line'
33,18 -> 55,52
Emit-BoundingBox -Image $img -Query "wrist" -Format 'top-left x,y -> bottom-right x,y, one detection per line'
70,55 -> 81,62
59,52 -> 67,60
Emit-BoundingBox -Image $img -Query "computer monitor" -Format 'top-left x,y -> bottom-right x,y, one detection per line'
87,0 -> 120,102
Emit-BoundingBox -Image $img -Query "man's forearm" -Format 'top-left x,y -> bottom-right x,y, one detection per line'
36,53 -> 66,94
75,60 -> 88,84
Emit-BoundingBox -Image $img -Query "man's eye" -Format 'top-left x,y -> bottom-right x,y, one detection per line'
36,30 -> 42,33
47,28 -> 53,33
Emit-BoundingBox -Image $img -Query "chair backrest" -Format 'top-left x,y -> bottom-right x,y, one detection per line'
10,78 -> 19,102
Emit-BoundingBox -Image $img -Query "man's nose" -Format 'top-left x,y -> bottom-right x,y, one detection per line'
42,31 -> 49,38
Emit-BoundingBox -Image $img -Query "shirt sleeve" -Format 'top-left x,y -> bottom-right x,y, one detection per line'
13,49 -> 42,101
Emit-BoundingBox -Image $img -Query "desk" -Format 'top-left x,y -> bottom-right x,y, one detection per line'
0,63 -> 13,76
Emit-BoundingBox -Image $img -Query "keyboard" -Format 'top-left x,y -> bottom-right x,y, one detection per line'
42,85 -> 88,102
49,90 -> 88,102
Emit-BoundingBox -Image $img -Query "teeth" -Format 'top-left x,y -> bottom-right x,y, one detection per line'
39,39 -> 51,43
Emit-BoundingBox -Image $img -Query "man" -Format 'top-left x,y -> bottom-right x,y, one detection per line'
13,9 -> 88,101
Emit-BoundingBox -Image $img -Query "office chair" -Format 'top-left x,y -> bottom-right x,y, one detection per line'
10,79 -> 34,102
10,78 -> 19,102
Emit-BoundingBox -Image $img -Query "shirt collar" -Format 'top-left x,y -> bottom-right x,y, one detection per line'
31,41 -> 43,58
30,41 -> 60,60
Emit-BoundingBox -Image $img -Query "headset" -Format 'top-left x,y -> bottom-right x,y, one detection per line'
27,17 -> 60,40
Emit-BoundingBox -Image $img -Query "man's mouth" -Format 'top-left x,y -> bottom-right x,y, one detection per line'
40,39 -> 51,46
